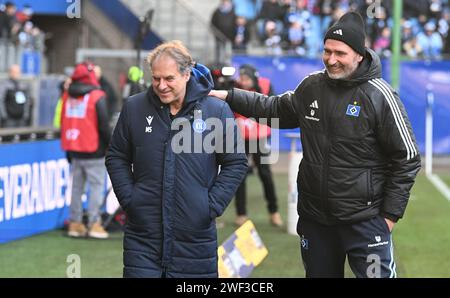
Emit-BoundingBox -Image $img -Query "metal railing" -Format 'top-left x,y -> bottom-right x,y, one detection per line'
0,39 -> 44,74
0,39 -> 20,72
0,126 -> 59,144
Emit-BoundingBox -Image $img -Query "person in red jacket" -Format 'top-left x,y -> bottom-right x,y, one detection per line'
61,62 -> 111,239
234,64 -> 283,227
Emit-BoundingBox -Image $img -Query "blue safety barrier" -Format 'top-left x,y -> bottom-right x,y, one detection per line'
0,140 -> 70,243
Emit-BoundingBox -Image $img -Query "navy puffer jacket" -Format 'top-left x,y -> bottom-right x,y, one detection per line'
106,63 -> 247,277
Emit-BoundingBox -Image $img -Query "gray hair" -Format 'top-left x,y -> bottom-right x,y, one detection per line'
146,40 -> 194,75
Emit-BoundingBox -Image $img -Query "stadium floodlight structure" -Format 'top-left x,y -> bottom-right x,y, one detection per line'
391,0 -> 402,91
136,8 -> 155,68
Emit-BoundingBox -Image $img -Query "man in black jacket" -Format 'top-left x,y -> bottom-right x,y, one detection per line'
210,12 -> 421,278
0,64 -> 32,127
0,2 -> 16,39
211,0 -> 236,62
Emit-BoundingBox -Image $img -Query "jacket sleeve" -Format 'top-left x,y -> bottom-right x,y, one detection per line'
22,85 -> 32,122
0,83 -> 7,120
373,81 -> 421,222
226,87 -> 300,128
208,101 -> 248,218
105,103 -> 134,210
95,97 -> 112,146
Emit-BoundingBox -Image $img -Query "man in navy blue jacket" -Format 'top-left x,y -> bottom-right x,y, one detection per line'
105,40 -> 248,278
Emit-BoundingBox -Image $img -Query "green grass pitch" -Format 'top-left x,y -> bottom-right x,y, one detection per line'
0,174 -> 449,277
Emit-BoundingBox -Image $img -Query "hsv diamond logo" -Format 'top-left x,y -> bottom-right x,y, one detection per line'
300,235 -> 309,250
346,101 -> 361,117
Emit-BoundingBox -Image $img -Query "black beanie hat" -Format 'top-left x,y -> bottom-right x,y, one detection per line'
239,64 -> 260,89
324,12 -> 366,56
239,64 -> 258,81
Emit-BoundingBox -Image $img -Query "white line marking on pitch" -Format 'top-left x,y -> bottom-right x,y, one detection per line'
427,174 -> 450,202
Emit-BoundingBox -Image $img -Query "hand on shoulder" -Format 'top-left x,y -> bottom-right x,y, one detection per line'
208,90 -> 228,101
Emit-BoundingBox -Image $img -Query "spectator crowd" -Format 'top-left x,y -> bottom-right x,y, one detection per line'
0,2 -> 44,51
212,0 -> 450,59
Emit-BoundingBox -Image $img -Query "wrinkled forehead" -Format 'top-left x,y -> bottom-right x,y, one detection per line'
323,39 -> 357,55
151,55 -> 182,76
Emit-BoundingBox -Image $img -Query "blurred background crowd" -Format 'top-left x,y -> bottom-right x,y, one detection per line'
212,0 -> 450,59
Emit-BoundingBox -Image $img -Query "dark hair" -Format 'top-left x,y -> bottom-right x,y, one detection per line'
239,64 -> 261,93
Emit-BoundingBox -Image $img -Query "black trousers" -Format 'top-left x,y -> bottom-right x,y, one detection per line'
235,138 -> 278,215
297,215 -> 397,278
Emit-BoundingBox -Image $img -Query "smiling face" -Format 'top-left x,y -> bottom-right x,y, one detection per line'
151,54 -> 190,108
323,39 -> 363,80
